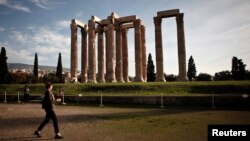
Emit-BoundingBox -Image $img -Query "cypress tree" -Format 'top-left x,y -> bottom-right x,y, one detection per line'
231,56 -> 239,80
147,53 -> 156,82
187,56 -> 197,81
33,53 -> 38,78
0,47 -> 9,83
56,52 -> 63,83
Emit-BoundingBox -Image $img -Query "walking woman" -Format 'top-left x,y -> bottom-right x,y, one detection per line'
34,82 -> 63,139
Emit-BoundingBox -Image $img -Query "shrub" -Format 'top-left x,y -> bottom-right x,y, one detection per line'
214,70 -> 232,81
164,74 -> 177,82
196,73 -> 212,81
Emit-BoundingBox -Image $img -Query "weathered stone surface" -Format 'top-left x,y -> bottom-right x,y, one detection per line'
123,23 -> 134,29
97,25 -> 105,82
157,9 -> 180,18
71,19 -> 86,28
70,21 -> 78,81
141,25 -> 147,82
88,19 -> 97,83
121,27 -> 130,82
134,19 -> 143,82
106,23 -> 116,82
154,17 -> 165,82
81,28 -> 88,83
118,15 -> 137,23
115,23 -> 124,82
176,13 -> 188,81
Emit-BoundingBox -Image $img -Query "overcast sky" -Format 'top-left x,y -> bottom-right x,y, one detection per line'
0,0 -> 249,76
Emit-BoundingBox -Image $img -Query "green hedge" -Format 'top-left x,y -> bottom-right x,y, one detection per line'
0,81 -> 250,95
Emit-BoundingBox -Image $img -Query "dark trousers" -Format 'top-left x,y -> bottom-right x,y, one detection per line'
38,109 -> 59,133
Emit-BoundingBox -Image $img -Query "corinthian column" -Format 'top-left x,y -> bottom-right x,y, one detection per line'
115,23 -> 124,82
154,17 -> 165,82
134,19 -> 143,82
88,19 -> 97,83
97,25 -> 105,82
70,21 -> 78,82
81,27 -> 88,83
106,23 -> 116,82
176,13 -> 188,81
141,25 -> 147,82
121,27 -> 130,82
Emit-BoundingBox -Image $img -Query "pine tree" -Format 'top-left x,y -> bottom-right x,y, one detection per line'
33,53 -> 38,78
147,53 -> 156,82
187,56 -> 197,81
56,52 -> 63,83
0,47 -> 9,83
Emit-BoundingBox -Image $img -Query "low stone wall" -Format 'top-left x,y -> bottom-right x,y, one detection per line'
0,94 -> 249,108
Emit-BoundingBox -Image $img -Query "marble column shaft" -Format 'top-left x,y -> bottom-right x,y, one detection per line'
97,25 -> 105,82
176,13 -> 188,81
141,25 -> 147,82
154,17 -> 165,82
106,23 -> 116,82
134,19 -> 143,82
81,28 -> 88,83
121,27 -> 130,82
70,22 -> 78,80
88,19 -> 97,83
115,23 -> 124,82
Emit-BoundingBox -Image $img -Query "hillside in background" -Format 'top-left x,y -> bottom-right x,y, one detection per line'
8,63 -> 70,72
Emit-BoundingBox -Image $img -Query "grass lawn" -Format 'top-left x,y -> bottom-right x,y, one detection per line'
0,104 -> 250,141
0,81 -> 250,96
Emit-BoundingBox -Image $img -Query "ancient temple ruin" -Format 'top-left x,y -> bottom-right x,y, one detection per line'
154,9 -> 188,81
70,9 -> 188,83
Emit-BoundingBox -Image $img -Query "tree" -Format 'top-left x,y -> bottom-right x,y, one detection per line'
187,56 -> 197,81
56,53 -> 64,83
0,47 -> 9,84
33,53 -> 38,78
147,53 -> 156,82
238,59 -> 246,80
231,56 -> 246,80
214,70 -> 232,81
196,73 -> 212,81
246,70 -> 250,80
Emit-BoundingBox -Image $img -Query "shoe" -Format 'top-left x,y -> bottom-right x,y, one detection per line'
34,130 -> 41,137
55,135 -> 63,139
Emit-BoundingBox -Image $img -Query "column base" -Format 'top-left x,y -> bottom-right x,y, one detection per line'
70,77 -> 78,83
177,75 -> 189,82
97,79 -> 105,83
88,79 -> 97,83
124,78 -> 130,83
155,76 -> 166,82
106,79 -> 117,83
134,77 -> 144,82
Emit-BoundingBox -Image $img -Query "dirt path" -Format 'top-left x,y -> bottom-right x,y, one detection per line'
0,104 -> 250,141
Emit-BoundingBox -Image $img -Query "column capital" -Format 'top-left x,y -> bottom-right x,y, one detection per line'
121,26 -> 128,34
107,23 -> 114,30
141,24 -> 146,32
153,16 -> 162,26
97,25 -> 104,34
71,22 -> 78,31
88,19 -> 95,30
133,19 -> 142,28
114,22 -> 122,31
81,27 -> 88,34
176,13 -> 184,24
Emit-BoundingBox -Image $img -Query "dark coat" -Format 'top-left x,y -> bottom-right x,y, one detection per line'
41,90 -> 54,110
